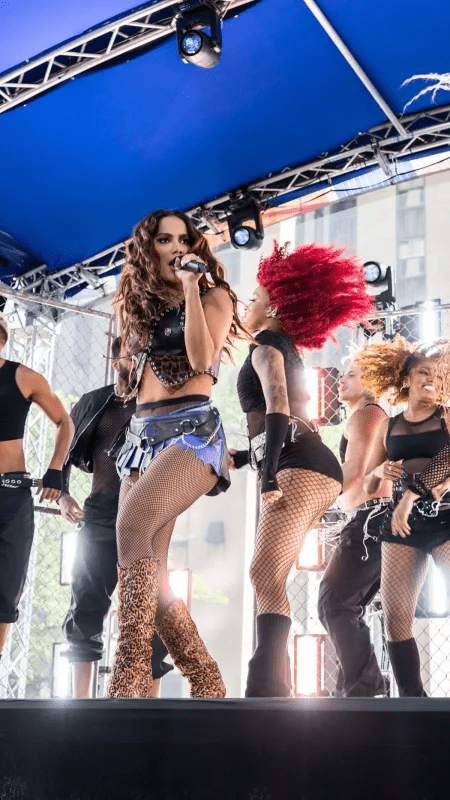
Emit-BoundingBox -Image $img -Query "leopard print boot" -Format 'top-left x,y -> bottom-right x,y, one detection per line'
156,599 -> 226,698
107,557 -> 159,698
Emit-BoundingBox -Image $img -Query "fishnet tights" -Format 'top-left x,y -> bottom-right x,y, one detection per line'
250,468 -> 341,616
116,445 -> 217,617
381,540 -> 450,641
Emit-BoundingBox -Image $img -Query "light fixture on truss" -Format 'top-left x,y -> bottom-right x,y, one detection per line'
177,1 -> 223,68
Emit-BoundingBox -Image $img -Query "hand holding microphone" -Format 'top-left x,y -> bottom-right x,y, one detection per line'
170,255 -> 209,274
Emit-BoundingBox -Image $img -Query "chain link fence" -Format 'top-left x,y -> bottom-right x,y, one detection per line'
2,291 -> 450,698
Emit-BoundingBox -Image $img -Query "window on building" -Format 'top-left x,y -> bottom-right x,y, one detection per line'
396,179 -> 426,307
329,197 -> 357,251
295,213 -> 306,245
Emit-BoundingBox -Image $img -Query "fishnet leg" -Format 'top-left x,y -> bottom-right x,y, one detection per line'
119,471 -> 177,612
381,542 -> 429,641
117,445 -> 217,568
250,469 -> 340,616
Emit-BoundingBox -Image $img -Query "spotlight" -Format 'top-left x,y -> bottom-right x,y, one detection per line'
176,2 -> 222,69
363,261 -> 395,310
228,198 -> 264,250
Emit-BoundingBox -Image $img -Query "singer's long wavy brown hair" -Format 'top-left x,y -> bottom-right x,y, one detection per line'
114,209 -> 248,359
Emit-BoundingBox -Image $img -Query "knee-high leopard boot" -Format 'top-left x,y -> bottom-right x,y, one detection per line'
156,599 -> 226,698
107,556 -> 159,698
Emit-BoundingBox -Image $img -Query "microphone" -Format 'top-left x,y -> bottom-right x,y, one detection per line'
170,257 -> 209,274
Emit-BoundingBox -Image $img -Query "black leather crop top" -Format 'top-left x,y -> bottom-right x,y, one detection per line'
144,302 -> 220,388
0,360 -> 31,441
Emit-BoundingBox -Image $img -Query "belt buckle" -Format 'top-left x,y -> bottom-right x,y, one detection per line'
181,418 -> 197,435
416,499 -> 440,518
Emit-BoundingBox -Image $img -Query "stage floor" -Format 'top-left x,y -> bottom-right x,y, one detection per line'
1,697 -> 449,799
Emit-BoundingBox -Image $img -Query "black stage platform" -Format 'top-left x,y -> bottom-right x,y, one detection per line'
1,697 -> 450,800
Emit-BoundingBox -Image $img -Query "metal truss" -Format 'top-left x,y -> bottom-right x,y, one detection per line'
0,0 -> 255,114
8,102 -> 450,299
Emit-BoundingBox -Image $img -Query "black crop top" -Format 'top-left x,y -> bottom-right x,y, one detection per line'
130,301 -> 220,391
0,360 -> 31,441
236,329 -> 309,439
386,409 -> 450,476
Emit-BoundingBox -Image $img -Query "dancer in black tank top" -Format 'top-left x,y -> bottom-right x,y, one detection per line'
0,313 -> 72,661
358,336 -> 450,697
318,357 -> 390,697
231,241 -> 372,697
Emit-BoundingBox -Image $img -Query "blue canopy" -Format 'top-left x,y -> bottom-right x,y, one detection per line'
1,0 -> 450,287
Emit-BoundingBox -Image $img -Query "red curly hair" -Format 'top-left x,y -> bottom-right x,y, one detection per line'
257,242 -> 373,349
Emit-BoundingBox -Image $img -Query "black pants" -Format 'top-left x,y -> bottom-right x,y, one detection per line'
62,493 -> 170,677
0,487 -> 34,623
318,507 -> 385,697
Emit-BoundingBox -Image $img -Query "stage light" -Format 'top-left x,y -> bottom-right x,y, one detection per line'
168,568 -> 193,610
294,634 -> 325,696
52,642 -> 72,698
180,31 -> 203,56
227,198 -> 264,250
296,528 -> 325,571
176,2 -> 222,69
60,529 -> 77,586
364,261 -> 384,284
363,261 -> 395,310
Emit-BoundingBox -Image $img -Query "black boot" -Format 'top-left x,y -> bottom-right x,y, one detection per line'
246,613 -> 291,697
387,638 -> 427,697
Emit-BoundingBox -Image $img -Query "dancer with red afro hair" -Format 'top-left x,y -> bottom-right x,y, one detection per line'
232,241 -> 373,697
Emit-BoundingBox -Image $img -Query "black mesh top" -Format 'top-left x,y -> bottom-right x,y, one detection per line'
236,329 -> 309,440
66,398 -> 134,497
386,408 -> 450,477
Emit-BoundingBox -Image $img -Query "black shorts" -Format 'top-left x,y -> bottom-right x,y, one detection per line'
0,487 -> 34,623
380,506 -> 450,553
277,433 -> 343,485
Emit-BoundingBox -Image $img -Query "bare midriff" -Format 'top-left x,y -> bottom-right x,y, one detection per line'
341,479 -> 391,513
0,439 -> 27,473
135,363 -> 214,418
